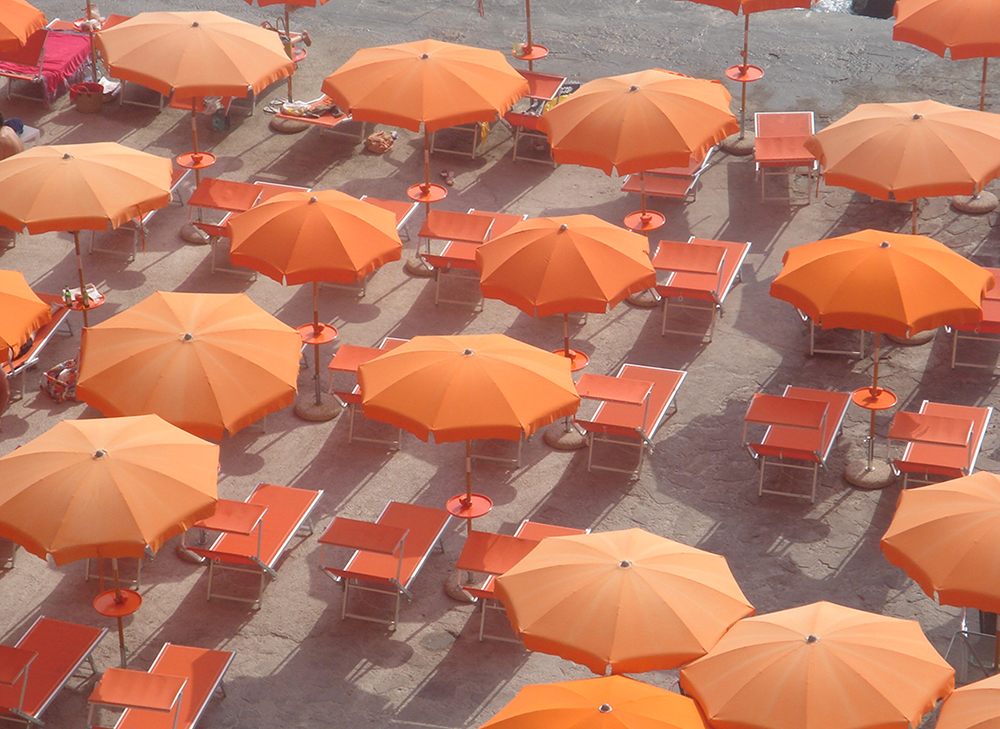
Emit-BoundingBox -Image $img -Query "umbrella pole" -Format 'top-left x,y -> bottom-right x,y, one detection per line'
737,14 -> 750,140
640,172 -> 648,218
464,440 -> 475,535
911,200 -> 917,235
741,14 -> 750,74
86,0 -> 98,83
73,232 -> 89,327
285,6 -> 294,101
112,559 -> 127,668
867,331 -> 882,471
190,107 -> 204,187
982,58 -> 989,112
563,312 -> 571,358
313,282 -> 322,406
525,0 -> 533,51
423,129 -> 431,194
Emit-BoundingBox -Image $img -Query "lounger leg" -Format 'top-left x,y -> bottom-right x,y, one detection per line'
952,330 -> 959,369
340,580 -> 350,620
479,600 -> 487,642
758,457 -> 767,497
206,561 -> 215,601
586,433 -> 595,472
810,464 -> 818,503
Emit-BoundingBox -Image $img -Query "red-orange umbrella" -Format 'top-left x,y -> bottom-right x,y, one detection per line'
0,0 -> 45,54
494,528 -> 754,674
936,674 -> 1000,729
893,0 -> 1000,110
477,214 -> 655,368
680,601 -> 955,729
0,269 -> 50,354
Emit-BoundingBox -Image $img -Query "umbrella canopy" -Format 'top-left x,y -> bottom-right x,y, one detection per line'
477,214 -> 655,360
803,100 -> 1000,201
247,0 -> 330,5
679,601 -> 955,729
0,269 -> 50,353
936,674 -> 1000,729
95,11 -> 295,99
76,292 -> 301,441
770,229 -> 992,338
0,142 -> 172,234
321,39 -> 528,133
539,69 -> 738,175
480,675 -> 712,729
0,414 -> 219,565
683,0 -> 809,13
0,0 -> 45,54
0,142 -> 171,324
893,0 -> 1000,109
359,333 -> 579,444
880,471 -> 1000,614
227,190 -> 402,285
494,528 -> 754,675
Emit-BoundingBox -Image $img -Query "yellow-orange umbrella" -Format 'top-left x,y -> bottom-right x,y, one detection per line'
680,601 -> 954,729
77,292 -> 301,441
0,269 -> 50,353
480,675 -> 712,729
936,674 -> 1000,729
0,0 -> 45,54
495,528 -> 754,675
0,143 -> 171,326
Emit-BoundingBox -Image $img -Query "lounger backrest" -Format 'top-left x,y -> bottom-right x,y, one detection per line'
504,111 -> 544,132
346,502 -> 450,590
656,238 -> 749,306
897,401 -> 993,476
207,484 -> 320,568
754,111 -> 814,140
117,644 -> 234,729
468,210 -> 528,240
745,387 -> 849,464
1,295 -> 70,374
582,364 -> 685,438
515,521 -> 588,540
0,28 -> 47,68
0,616 -> 105,720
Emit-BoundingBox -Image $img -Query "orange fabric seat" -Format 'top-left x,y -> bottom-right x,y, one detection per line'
951,267 -> 1000,368
185,483 -> 322,608
754,111 -> 817,202
327,337 -> 408,445
274,95 -> 367,142
620,147 -> 715,203
889,401 -> 993,488
0,616 -> 106,725
743,386 -> 851,502
574,363 -> 687,475
319,501 -> 452,630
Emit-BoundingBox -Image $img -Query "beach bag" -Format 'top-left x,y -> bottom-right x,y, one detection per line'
40,359 -> 78,402
365,131 -> 394,154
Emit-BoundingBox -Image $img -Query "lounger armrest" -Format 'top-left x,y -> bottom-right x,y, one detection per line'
745,393 -> 829,430
653,240 -> 726,275
888,412 -> 974,447
319,517 -> 408,555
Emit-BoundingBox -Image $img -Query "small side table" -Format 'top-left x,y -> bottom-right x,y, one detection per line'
176,151 -> 217,187
68,288 -> 106,328
553,348 -> 589,372
623,210 -> 666,234
93,588 -> 142,668
446,493 -> 493,536
512,43 -> 549,71
847,385 -> 898,487
724,64 -> 764,153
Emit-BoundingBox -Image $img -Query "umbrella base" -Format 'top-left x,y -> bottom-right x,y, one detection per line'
952,191 -> 998,215
179,223 -> 211,245
543,421 -> 588,450
269,116 -> 310,135
444,569 -> 478,603
176,544 -> 205,564
404,256 -> 435,278
294,391 -> 343,422
625,289 -> 660,309
721,132 -> 755,156
843,458 -> 896,490
885,330 -> 935,346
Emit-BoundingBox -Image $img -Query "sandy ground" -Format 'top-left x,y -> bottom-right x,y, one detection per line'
3,0 -> 1000,727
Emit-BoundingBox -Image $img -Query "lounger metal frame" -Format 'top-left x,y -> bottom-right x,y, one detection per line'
754,111 -> 817,203
3,294 -> 73,400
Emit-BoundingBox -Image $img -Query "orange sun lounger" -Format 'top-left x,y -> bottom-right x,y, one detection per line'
274,95 -> 367,142
620,147 -> 715,203
950,267 -> 1000,369
456,520 -> 588,641
421,209 -> 528,307
653,237 -> 751,342
888,400 -> 993,488
358,196 -> 419,242
327,337 -> 409,446
1,293 -> 72,400
573,364 -> 687,475
743,386 -> 851,502
1,616 -> 107,727
86,643 -> 234,729
753,111 -> 818,203
184,484 -> 323,608
319,501 -> 453,630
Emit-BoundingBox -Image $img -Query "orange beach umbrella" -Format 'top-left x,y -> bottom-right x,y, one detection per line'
480,675 -> 712,729
804,100 -> 1000,232
477,214 -> 655,365
0,270 -> 50,354
359,334 -> 579,507
0,0 -> 45,54
0,143 -> 171,326
322,39 -> 527,193
227,189 -> 402,405
893,0 -> 1000,110
679,601 -> 955,729
936,674 -> 1000,729
495,528 -> 754,675
881,471 -> 1000,614
77,292 -> 301,441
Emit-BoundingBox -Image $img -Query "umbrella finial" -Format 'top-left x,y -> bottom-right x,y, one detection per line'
93,449 -> 107,459
182,332 -> 194,341
619,559 -> 631,568
309,196 -> 318,203
192,21 -> 200,27
911,113 -> 922,120
559,223 -> 569,231
628,85 -> 639,92
599,704 -> 613,713
420,53 -> 430,59
880,241 -> 890,248
62,153 -> 72,160
462,348 -> 474,356
806,634 -> 819,643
